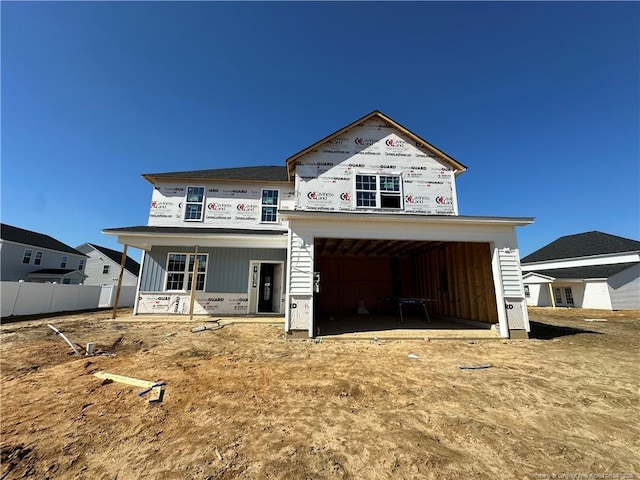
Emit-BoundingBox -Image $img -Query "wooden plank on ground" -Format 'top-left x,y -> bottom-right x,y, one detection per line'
94,371 -> 164,402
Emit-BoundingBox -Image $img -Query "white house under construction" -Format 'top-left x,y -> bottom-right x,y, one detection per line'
104,111 -> 534,338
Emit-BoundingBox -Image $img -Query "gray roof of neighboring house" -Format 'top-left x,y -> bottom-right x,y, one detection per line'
521,231 -> 640,263
103,226 -> 288,236
142,166 -> 289,184
82,243 -> 141,276
526,263 -> 638,280
0,223 -> 87,257
28,268 -> 84,275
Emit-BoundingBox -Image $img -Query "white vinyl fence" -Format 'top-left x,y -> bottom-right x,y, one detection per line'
1,282 -> 137,318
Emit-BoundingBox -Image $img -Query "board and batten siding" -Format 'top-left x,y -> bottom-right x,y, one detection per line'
609,263 -> 640,309
139,246 -> 286,293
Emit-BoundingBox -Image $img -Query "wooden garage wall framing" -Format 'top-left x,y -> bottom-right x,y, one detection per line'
414,242 -> 497,324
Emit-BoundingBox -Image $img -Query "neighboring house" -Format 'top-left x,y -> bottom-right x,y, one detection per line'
521,231 -> 640,310
0,223 -> 88,284
75,243 -> 141,287
104,110 -> 534,338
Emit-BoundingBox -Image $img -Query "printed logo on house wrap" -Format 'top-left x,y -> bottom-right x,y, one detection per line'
340,193 -> 350,201
354,137 -> 377,147
207,203 -> 232,211
435,196 -> 453,205
236,204 -> 258,212
385,138 -> 406,148
150,201 -> 173,209
405,195 -> 430,205
307,192 -> 335,201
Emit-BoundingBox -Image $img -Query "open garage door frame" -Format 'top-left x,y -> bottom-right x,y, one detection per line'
281,211 -> 534,339
313,237 -> 498,333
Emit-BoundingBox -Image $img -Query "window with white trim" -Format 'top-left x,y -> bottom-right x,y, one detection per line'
61,256 -> 68,268
34,251 -> 43,265
165,253 -> 208,291
22,249 -> 33,264
78,259 -> 84,271
103,265 -> 110,274
261,189 -> 279,223
184,186 -> 205,221
524,285 -> 530,298
355,174 -> 403,209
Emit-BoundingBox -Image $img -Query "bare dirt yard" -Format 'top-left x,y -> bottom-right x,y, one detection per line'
1,307 -> 638,480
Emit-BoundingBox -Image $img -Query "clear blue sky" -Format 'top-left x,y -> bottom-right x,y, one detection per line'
2,1 -> 639,260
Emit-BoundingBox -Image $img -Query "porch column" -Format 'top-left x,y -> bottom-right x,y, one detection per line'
189,245 -> 200,320
111,245 -> 129,319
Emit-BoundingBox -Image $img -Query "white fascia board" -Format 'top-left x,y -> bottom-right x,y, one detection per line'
103,231 -> 288,250
521,251 -> 640,271
279,210 -> 534,227
283,210 -> 529,246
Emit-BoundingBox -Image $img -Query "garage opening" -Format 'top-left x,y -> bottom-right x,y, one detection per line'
313,238 -> 498,336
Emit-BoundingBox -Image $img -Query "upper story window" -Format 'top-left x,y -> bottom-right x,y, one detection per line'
22,249 -> 33,264
78,259 -> 84,271
34,251 -> 43,265
184,186 -> 205,221
165,252 -> 208,291
103,265 -> 110,274
355,174 -> 403,210
261,189 -> 279,223
61,256 -> 68,268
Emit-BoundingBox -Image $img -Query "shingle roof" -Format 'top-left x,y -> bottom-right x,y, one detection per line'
84,243 -> 141,276
526,263 -> 637,280
142,166 -> 289,184
28,269 -> 79,275
0,223 -> 87,256
521,231 -> 640,263
103,226 -> 288,236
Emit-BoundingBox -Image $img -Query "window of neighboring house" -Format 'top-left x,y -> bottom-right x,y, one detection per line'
63,278 -> 71,285
524,285 -> 530,298
103,265 -> 110,274
61,256 -> 68,268
261,189 -> 279,222
564,287 -> 575,307
355,174 -> 403,209
165,253 -> 208,291
22,249 -> 33,264
78,259 -> 84,271
553,287 -> 564,306
34,251 -> 43,265
184,186 -> 205,221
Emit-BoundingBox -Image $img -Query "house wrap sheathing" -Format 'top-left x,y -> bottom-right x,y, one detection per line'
104,111 -> 533,339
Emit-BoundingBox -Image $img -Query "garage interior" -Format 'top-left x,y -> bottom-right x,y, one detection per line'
314,237 -> 499,336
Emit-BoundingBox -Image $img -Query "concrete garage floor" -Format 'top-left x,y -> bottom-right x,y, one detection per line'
315,313 -> 500,340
